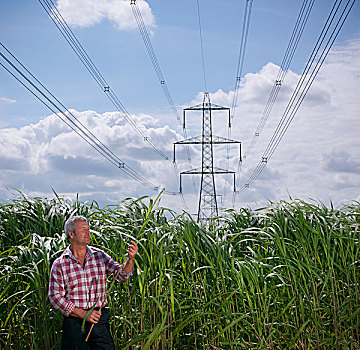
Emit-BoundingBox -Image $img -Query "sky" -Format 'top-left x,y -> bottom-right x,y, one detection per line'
0,0 -> 359,216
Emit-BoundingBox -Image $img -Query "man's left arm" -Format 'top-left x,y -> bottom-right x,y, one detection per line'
104,241 -> 138,281
122,240 -> 138,274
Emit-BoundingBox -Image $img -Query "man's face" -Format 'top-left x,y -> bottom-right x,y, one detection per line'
70,220 -> 90,246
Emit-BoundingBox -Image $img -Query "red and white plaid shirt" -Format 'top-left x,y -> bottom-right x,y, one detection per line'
48,245 -> 132,316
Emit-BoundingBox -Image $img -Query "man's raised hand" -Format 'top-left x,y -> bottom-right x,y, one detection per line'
128,241 -> 138,260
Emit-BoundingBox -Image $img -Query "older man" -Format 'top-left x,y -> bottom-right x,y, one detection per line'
49,215 -> 138,349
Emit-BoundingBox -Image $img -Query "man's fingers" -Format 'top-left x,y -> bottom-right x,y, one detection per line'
93,310 -> 101,321
87,310 -> 101,324
128,241 -> 138,252
127,241 -> 138,259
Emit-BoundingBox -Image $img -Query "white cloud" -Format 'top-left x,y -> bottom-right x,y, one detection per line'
0,109 -> 183,207
229,38 -> 360,209
0,38 -> 359,214
56,0 -> 155,30
185,38 -> 360,211
0,97 -> 16,104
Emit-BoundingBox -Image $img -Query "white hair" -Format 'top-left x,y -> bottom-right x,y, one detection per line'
64,215 -> 88,239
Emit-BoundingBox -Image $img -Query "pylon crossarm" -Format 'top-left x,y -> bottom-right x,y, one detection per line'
180,167 -> 202,175
175,135 -> 241,144
184,103 -> 230,111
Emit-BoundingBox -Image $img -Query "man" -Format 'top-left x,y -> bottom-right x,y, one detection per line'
49,215 -> 138,349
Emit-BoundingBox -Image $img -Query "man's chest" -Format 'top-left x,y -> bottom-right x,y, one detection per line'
62,258 -> 107,292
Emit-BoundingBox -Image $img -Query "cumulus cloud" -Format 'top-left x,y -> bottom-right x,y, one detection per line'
0,109 -> 183,207
1,38 -> 359,214
56,0 -> 155,30
197,38 -> 360,210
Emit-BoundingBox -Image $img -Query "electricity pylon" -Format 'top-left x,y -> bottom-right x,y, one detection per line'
174,92 -> 241,221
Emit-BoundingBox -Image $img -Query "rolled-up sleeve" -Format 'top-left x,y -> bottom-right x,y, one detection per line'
48,260 -> 75,316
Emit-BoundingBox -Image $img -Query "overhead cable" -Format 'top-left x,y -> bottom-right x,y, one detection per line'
244,0 -> 315,159
196,0 -> 208,92
230,0 -> 253,122
226,0 -> 253,207
232,0 -> 314,206
239,0 -> 355,191
130,0 -> 197,195
38,0 -> 169,161
38,0 -> 187,207
130,0 -> 181,123
0,43 -> 179,195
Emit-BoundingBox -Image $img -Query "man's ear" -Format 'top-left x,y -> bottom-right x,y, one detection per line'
68,230 -> 75,239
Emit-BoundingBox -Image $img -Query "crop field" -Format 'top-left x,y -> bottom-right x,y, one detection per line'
0,194 -> 359,349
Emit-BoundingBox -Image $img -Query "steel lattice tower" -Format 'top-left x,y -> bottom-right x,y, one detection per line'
174,93 -> 241,221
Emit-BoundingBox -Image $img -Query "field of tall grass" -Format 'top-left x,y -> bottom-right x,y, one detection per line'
0,193 -> 359,349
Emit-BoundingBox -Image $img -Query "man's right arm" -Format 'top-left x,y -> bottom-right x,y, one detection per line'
70,307 -> 101,323
48,259 -> 75,316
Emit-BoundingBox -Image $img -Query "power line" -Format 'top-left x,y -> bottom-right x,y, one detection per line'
226,0 -> 253,207
243,0 -> 315,159
38,0 -> 169,161
130,0 -> 181,123
196,0 -> 207,92
232,0 -> 314,206
0,43 -> 180,195
239,0 -> 355,192
37,0 -> 188,208
130,0 -> 197,196
230,0 -> 253,122
262,0 -> 348,159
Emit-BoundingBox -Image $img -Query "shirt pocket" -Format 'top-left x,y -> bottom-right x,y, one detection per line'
64,264 -> 82,294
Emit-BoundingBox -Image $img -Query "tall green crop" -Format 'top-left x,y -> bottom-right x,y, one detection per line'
0,193 -> 358,349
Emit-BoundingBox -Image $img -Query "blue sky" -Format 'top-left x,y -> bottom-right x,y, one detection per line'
0,0 -> 359,215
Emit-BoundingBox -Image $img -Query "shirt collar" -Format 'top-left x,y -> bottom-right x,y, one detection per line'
64,245 -> 94,259
87,246 -> 95,256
